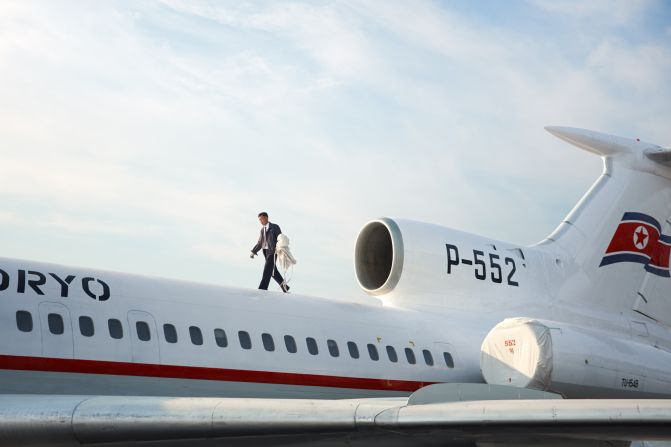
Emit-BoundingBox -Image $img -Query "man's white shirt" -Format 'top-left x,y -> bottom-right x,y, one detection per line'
262,224 -> 269,249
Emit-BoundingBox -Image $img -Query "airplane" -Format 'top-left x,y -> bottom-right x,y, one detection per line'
1,126 -> 671,446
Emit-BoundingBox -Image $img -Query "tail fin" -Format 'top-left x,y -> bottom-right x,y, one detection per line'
540,127 -> 671,325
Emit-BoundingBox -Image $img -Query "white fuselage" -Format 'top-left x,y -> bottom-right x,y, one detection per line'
1,230 -> 670,401
0,257 -> 489,399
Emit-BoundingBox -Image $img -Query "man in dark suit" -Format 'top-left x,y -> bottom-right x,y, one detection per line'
250,212 -> 290,293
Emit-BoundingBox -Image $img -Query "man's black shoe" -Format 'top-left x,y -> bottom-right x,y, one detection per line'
281,283 -> 290,293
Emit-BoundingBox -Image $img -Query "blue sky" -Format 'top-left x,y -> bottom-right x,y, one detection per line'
0,0 -> 669,300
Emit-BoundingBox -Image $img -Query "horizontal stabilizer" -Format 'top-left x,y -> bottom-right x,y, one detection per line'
545,126 -> 663,158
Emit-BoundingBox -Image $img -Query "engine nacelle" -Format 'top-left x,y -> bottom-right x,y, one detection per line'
354,218 -> 533,307
480,318 -> 671,398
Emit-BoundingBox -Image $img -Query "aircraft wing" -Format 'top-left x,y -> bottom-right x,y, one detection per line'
2,385 -> 671,446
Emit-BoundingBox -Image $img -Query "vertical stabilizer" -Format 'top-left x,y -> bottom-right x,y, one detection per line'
541,127 -> 671,325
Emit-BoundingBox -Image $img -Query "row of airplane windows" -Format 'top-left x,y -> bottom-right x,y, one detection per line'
15,310 -> 455,368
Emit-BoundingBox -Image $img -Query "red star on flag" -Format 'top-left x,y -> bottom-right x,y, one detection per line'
636,229 -> 648,245
634,227 -> 649,249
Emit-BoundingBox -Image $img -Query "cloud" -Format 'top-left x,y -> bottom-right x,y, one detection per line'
160,1 -> 376,79
527,0 -> 652,24
587,38 -> 671,88
0,211 -> 19,224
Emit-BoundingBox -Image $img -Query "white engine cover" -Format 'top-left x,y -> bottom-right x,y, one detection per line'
480,318 -> 671,398
353,218 -> 542,312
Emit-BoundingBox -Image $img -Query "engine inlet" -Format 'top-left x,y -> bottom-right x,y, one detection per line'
354,218 -> 404,295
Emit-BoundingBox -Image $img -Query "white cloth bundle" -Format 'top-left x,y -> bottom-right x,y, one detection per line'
275,234 -> 297,272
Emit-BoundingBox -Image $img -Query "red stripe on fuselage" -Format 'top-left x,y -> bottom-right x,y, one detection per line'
0,355 -> 435,392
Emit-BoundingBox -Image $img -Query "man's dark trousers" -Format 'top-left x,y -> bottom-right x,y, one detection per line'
259,249 -> 285,290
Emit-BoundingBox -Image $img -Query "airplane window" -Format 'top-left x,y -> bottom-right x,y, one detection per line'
284,335 -> 297,353
189,326 -> 203,346
163,324 -> 177,343
136,321 -> 151,342
422,349 -> 434,366
386,346 -> 398,363
16,310 -> 33,332
48,313 -> 64,335
108,319 -> 123,339
367,344 -> 379,361
79,316 -> 94,337
405,348 -> 416,365
306,337 -> 318,355
214,328 -> 227,347
347,341 -> 359,359
444,352 -> 455,368
239,331 -> 252,350
327,339 -> 339,357
262,333 -> 275,352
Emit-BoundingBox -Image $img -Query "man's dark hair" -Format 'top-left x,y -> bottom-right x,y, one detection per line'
258,212 -> 268,218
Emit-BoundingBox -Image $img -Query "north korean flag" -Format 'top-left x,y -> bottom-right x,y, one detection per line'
600,212 -> 671,277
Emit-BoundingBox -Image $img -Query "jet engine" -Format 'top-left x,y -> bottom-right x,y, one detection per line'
354,217 -> 530,302
480,318 -> 671,398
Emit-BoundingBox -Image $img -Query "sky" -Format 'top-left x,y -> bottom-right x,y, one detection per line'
0,0 -> 669,301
